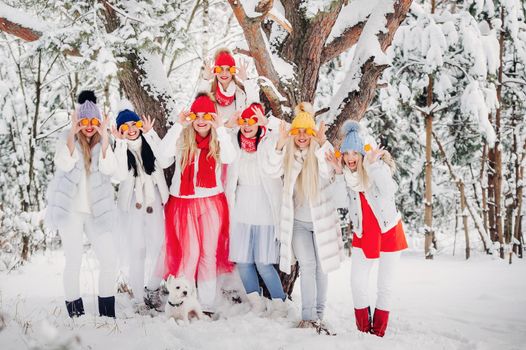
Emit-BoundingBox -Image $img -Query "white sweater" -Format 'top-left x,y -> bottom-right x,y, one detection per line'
152,123 -> 236,198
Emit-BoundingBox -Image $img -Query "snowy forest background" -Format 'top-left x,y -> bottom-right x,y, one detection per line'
1,0 -> 526,349
1,0 -> 524,269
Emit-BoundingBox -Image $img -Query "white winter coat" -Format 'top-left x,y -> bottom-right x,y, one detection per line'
113,130 -> 170,211
225,131 -> 282,229
332,160 -> 401,237
265,139 -> 345,274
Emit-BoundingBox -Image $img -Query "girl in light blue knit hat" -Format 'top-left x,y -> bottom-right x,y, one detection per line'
326,120 -> 407,338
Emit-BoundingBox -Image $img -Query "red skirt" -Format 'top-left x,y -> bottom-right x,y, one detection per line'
352,193 -> 408,259
163,193 -> 234,281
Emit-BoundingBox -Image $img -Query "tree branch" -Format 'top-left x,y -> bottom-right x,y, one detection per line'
321,22 -> 365,63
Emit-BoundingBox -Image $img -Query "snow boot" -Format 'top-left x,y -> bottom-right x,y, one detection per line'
98,296 -> 116,318
144,287 -> 162,311
268,298 -> 289,318
65,298 -> 85,318
246,292 -> 267,314
371,308 -> 389,337
354,306 -> 372,333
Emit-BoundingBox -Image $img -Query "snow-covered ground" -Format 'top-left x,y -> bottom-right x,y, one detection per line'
1,249 -> 525,350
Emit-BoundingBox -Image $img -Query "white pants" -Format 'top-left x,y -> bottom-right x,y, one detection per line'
59,212 -> 117,301
351,247 -> 401,310
120,194 -> 165,301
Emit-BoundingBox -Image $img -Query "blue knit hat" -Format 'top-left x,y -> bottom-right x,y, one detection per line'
116,109 -> 141,129
340,120 -> 366,155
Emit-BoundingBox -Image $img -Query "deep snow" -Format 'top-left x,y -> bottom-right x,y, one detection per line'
0,249 -> 525,350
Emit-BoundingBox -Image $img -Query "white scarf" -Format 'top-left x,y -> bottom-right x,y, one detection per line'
128,137 -> 156,209
218,80 -> 237,97
343,167 -> 366,193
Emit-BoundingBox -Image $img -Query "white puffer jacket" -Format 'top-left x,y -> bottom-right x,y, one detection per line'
332,160 -> 401,236
265,138 -> 345,274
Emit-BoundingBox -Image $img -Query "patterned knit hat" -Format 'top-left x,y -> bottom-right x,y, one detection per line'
340,120 -> 366,155
290,102 -> 316,135
191,94 -> 216,114
77,90 -> 102,120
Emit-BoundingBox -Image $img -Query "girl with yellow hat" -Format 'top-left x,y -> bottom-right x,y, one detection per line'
265,102 -> 345,331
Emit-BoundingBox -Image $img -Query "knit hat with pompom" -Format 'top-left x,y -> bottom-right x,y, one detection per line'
340,120 -> 366,155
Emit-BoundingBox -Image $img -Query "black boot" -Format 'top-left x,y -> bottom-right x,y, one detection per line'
98,296 -> 116,318
65,298 -> 85,318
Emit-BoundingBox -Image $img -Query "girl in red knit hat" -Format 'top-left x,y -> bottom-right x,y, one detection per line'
225,103 -> 289,316
326,121 -> 408,337
154,93 -> 237,314
199,48 -> 249,123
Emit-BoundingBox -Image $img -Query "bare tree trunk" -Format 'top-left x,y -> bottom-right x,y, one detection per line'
480,144 -> 489,234
460,182 -> 470,259
424,73 -> 436,259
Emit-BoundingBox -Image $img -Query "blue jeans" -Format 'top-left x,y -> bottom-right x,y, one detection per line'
291,220 -> 328,321
237,263 -> 286,300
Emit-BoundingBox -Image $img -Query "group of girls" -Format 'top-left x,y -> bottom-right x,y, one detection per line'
45,48 -> 407,337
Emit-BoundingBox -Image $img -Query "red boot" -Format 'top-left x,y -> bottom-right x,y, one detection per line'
354,307 -> 371,333
372,308 -> 389,337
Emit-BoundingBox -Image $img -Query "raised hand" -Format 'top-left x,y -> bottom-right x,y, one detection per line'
69,110 -> 85,135
253,105 -> 268,126
313,121 -> 327,146
96,115 -> 111,155
208,113 -> 222,129
140,115 -> 156,133
276,120 -> 290,151
237,58 -> 248,81
325,151 -> 343,174
202,58 -> 214,81
225,110 -> 241,129
111,124 -> 127,140
179,110 -> 193,127
365,146 -> 387,165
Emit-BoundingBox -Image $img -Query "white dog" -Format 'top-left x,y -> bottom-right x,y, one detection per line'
165,275 -> 204,324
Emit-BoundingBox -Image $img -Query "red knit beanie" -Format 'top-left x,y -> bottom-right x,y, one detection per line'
215,52 -> 236,67
241,103 -> 264,120
191,94 -> 216,114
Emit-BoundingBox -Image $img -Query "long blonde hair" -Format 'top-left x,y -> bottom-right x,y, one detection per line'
179,126 -> 220,170
284,138 -> 319,205
76,132 -> 101,173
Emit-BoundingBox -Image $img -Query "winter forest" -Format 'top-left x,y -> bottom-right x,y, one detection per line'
0,0 -> 525,349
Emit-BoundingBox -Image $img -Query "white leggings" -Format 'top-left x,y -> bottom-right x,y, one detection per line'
351,247 -> 401,310
120,195 -> 165,301
59,212 -> 117,301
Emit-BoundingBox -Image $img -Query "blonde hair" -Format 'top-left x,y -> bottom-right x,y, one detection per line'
211,48 -> 245,94
284,138 -> 319,205
179,125 -> 220,170
77,132 -> 101,174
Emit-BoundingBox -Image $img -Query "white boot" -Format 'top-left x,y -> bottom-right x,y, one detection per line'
246,292 -> 267,314
269,298 -> 289,318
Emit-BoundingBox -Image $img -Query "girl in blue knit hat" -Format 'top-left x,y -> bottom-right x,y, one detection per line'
45,90 -> 118,318
111,103 -> 169,314
326,120 -> 407,338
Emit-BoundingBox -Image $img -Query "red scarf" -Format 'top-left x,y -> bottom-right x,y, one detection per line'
179,134 -> 217,196
240,133 -> 257,153
215,84 -> 235,107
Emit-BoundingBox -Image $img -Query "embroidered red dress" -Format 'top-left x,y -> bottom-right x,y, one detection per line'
352,192 -> 408,259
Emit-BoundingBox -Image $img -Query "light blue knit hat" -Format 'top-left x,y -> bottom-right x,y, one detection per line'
340,120 -> 366,155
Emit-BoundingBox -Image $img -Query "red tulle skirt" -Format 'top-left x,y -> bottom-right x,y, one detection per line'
163,193 -> 233,281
